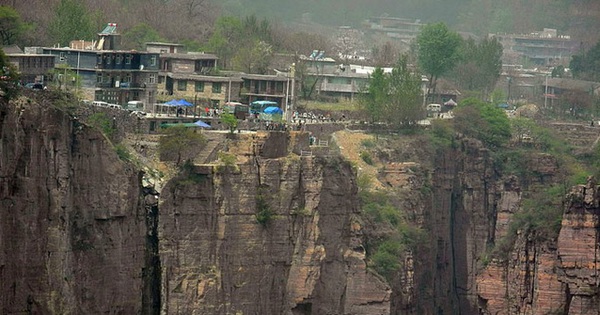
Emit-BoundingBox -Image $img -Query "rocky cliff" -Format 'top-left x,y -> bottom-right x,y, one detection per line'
0,95 -> 390,314
0,94 -> 148,314
158,133 -> 391,314
477,179 -> 600,315
2,94 -> 599,314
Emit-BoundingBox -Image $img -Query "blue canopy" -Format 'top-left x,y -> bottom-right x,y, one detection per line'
264,106 -> 283,114
193,120 -> 211,128
164,99 -> 181,106
178,99 -> 194,107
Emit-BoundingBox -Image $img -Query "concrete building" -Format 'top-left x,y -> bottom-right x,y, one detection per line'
491,28 -> 579,66
4,45 -> 55,84
35,23 -> 160,109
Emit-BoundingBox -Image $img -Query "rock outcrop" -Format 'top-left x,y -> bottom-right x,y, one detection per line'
0,95 -> 148,314
477,179 -> 600,315
158,133 -> 391,314
0,96 -> 390,314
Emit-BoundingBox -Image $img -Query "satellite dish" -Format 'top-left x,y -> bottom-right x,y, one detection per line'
139,64 -> 144,71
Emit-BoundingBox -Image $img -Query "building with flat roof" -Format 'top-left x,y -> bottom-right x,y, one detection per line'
33,23 -> 160,109
491,28 -> 579,66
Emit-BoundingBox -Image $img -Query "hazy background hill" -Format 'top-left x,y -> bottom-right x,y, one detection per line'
221,0 -> 599,40
3,0 -> 600,49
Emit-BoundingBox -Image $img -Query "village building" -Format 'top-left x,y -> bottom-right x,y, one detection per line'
31,23 -> 160,109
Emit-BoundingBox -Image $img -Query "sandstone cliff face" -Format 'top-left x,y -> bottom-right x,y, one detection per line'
158,135 -> 391,314
0,97 -> 389,314
477,179 -> 600,315
0,96 -> 148,314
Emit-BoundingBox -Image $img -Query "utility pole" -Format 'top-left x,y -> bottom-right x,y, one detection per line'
290,63 -> 296,123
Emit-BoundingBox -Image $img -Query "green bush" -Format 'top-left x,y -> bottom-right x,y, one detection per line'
158,125 -> 207,166
360,139 -> 376,148
453,97 -> 511,149
216,152 -> 238,173
371,239 -> 403,280
360,151 -> 374,165
255,186 -> 273,226
87,112 -> 115,138
360,189 -> 427,282
114,143 -> 132,162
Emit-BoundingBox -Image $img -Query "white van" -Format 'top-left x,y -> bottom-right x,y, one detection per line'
92,101 -> 109,107
126,101 -> 144,112
108,103 -> 123,110
427,104 -> 441,112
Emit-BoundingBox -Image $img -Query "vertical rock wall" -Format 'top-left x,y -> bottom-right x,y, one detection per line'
0,98 -> 147,314
158,155 -> 391,314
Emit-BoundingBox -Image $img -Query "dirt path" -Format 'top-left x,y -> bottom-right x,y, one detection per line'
332,129 -> 384,189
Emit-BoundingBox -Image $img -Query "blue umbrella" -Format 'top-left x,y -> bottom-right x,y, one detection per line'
165,99 -> 181,106
179,99 -> 193,107
193,120 -> 211,128
263,106 -> 283,114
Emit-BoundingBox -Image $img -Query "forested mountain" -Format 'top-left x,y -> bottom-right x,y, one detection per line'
2,0 -> 600,49
222,0 -> 600,40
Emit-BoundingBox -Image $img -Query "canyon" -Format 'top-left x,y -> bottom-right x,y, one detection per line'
1,94 -> 599,314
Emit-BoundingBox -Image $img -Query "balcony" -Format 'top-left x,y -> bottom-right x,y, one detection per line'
96,82 -> 145,89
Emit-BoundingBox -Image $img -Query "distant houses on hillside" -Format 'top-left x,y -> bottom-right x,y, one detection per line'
3,21 -> 595,115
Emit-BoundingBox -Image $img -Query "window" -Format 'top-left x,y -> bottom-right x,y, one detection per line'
259,81 -> 267,92
150,55 -> 157,66
125,54 -> 132,65
149,74 -> 156,84
97,73 -> 103,83
124,73 -> 131,83
59,52 -> 66,61
177,80 -> 187,91
105,54 -> 111,65
327,78 -> 333,83
116,54 -> 122,64
346,79 -> 352,85
195,81 -> 204,92
212,82 -> 222,93
275,81 -> 284,93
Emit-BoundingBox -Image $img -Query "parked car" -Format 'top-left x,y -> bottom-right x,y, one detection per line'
25,82 -> 46,90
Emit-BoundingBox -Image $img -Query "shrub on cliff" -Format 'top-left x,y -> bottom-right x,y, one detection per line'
158,125 -> 207,166
255,186 -> 273,226
87,112 -> 116,139
360,189 -> 427,282
453,97 -> 511,149
0,48 -> 20,100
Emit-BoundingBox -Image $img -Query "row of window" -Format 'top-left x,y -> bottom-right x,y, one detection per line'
177,80 -> 222,93
19,57 -> 53,69
94,54 -> 157,67
96,73 -> 156,84
243,80 -> 285,93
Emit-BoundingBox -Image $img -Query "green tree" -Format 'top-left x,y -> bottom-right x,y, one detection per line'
221,113 -> 238,134
205,16 -> 244,69
570,40 -> 600,82
122,23 -> 164,50
49,0 -> 97,46
453,97 -> 511,148
359,67 -> 387,123
360,56 -> 424,127
232,40 -> 273,74
385,55 -> 425,128
0,47 -> 19,100
453,37 -> 503,100
158,125 -> 208,166
0,6 -> 30,45
416,22 -> 462,102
